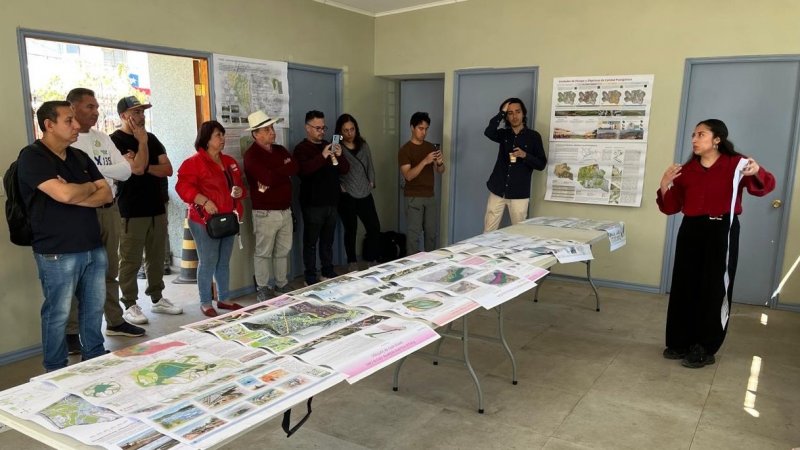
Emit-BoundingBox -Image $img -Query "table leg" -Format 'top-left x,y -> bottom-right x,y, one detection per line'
533,274 -> 548,302
461,315 -> 484,414
496,305 -> 517,385
432,322 -> 452,365
583,260 -> 601,312
392,356 -> 408,392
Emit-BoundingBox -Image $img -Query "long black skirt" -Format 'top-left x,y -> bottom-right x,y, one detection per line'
666,215 -> 739,355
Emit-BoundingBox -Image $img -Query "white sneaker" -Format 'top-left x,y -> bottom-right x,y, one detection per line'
123,305 -> 148,324
151,298 -> 183,315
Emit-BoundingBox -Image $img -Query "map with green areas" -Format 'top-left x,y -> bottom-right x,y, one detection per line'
38,394 -> 119,429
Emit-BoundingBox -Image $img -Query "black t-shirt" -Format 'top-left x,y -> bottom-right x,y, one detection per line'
110,130 -> 167,217
17,141 -> 103,254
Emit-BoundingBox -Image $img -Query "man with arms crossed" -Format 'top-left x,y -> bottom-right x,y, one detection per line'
18,100 -> 111,371
64,89 -> 146,350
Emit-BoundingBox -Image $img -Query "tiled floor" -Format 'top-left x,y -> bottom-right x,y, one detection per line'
1,272 -> 799,449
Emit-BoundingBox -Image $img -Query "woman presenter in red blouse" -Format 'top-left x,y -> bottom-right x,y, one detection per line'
657,119 -> 775,368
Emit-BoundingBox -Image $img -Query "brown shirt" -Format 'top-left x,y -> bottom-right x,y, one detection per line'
398,140 -> 436,197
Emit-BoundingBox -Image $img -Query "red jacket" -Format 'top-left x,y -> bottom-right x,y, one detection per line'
176,149 -> 246,225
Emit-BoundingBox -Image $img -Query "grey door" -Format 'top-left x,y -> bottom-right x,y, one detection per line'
287,64 -> 343,278
398,79 -> 444,248
450,68 -> 538,244
665,58 -> 797,305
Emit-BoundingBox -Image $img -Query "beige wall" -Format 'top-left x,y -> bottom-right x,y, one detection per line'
374,0 -> 800,304
2,0 -> 799,359
0,0 -> 395,356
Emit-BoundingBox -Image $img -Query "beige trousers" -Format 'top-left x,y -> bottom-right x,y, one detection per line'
483,192 -> 529,232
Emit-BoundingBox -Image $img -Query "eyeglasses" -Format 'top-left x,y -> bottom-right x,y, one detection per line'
306,124 -> 328,132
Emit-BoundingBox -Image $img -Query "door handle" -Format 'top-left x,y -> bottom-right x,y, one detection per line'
772,199 -> 782,208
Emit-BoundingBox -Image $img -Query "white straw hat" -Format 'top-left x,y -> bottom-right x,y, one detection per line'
246,110 -> 283,131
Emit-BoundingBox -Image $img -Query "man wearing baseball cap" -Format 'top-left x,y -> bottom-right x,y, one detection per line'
243,110 -> 298,300
110,96 -> 182,325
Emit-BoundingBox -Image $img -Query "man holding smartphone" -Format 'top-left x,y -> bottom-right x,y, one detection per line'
482,97 -> 546,232
294,110 -> 350,285
398,111 -> 445,255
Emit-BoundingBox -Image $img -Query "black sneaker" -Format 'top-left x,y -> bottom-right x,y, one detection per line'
105,322 -> 146,337
274,284 -> 293,294
682,344 -> 716,368
66,334 -> 81,355
662,347 -> 687,360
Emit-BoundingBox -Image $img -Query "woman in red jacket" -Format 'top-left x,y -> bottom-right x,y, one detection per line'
176,121 -> 246,317
657,119 -> 775,368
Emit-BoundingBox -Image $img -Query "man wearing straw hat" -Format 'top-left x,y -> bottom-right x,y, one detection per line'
244,110 -> 298,300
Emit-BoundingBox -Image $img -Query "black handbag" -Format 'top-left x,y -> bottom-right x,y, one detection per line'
205,212 -> 239,238
195,166 -> 240,239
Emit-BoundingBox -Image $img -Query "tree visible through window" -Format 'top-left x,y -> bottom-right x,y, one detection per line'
25,37 -> 157,138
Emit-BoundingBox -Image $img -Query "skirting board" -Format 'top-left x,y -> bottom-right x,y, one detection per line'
775,302 -> 800,313
0,344 -> 42,367
544,273 -> 661,294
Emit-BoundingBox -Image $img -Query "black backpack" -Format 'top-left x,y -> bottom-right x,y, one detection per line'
4,143 -> 59,246
377,231 -> 407,263
4,149 -> 34,246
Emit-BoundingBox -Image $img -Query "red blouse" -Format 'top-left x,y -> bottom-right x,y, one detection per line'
176,149 -> 246,225
657,154 -> 775,217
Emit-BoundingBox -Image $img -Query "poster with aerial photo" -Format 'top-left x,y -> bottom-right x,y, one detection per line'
545,74 -> 653,207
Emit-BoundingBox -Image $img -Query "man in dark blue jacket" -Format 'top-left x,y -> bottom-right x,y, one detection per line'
483,97 -> 547,231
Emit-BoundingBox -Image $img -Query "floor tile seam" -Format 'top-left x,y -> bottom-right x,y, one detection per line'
531,326 -> 640,343
705,382 -> 800,409
690,419 -> 800,448
516,347 -> 620,365
551,347 -> 618,437
686,360 -> 721,448
541,435 -> 594,450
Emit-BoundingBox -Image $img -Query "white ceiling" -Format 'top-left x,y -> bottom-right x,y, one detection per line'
313,0 -> 468,17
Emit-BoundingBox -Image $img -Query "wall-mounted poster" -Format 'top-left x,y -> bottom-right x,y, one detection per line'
211,54 -> 290,162
544,74 -> 654,207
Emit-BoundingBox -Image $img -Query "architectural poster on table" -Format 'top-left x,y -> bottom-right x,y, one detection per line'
544,74 -> 654,207
211,54 -> 290,162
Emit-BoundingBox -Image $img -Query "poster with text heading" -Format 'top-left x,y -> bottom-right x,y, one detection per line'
545,74 -> 654,207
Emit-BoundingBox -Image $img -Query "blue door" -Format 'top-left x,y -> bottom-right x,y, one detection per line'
450,68 -> 538,244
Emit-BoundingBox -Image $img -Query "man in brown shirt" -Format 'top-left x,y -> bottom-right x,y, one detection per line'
398,112 -> 445,254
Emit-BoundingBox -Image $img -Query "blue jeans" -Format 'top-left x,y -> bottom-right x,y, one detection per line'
189,220 -> 235,305
34,247 -> 107,371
